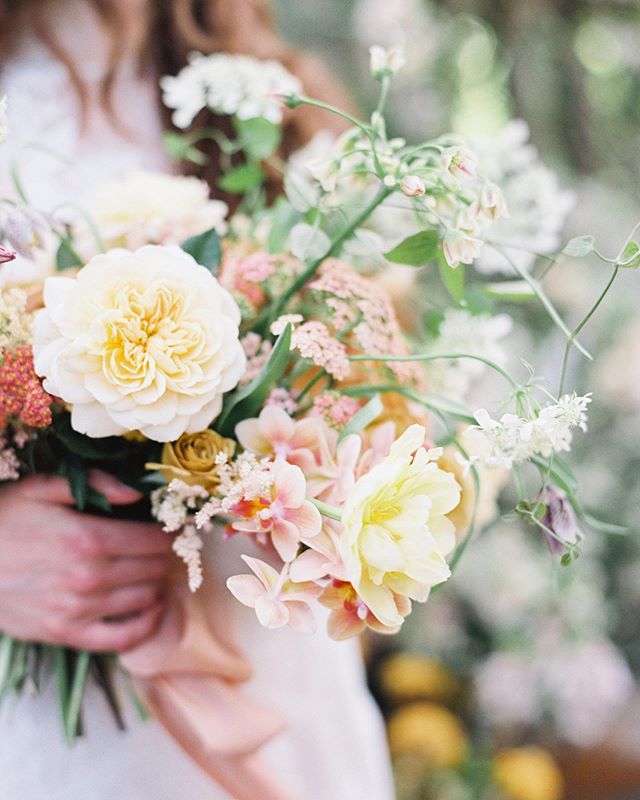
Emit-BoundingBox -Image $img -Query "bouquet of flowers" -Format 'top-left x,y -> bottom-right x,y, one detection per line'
0,45 -> 634,744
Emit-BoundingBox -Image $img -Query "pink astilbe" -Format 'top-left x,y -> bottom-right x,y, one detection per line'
265,387 -> 298,415
227,555 -> 322,633
228,459 -> 322,562
309,260 -> 426,388
239,334 -> 272,385
291,320 -> 350,381
0,437 -> 20,481
0,344 -> 53,429
312,391 -> 361,430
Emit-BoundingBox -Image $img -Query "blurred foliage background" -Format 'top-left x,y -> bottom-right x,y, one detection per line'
273,1 -> 640,799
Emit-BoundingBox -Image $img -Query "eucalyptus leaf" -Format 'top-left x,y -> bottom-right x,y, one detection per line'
289,223 -> 331,262
384,230 -> 440,266
181,227 -> 222,273
217,324 -> 292,437
562,235 -> 594,257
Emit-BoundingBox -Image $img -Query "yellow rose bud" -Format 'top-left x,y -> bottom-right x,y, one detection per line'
158,430 -> 235,491
494,746 -> 564,800
387,702 -> 468,769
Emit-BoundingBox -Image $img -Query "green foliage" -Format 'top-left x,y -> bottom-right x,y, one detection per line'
216,324 -> 292,437
438,253 -> 465,301
234,117 -> 282,160
338,394 -> 383,443
163,131 -> 207,166
267,198 -> 303,253
617,239 -> 640,268
218,162 -> 265,194
563,235 -> 594,257
55,235 -> 83,271
180,227 -> 222,273
383,230 -> 440,266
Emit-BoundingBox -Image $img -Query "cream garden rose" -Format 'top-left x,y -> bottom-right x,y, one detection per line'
33,245 -> 245,441
340,424 -> 461,628
80,171 -> 228,254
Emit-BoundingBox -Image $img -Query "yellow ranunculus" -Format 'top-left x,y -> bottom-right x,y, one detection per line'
378,653 -> 460,704
158,430 -> 235,491
340,424 -> 461,628
494,746 -> 564,800
387,702 -> 468,768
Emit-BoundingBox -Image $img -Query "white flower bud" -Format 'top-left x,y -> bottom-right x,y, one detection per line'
369,46 -> 406,80
442,146 -> 479,181
443,230 -> 484,268
400,175 -> 426,197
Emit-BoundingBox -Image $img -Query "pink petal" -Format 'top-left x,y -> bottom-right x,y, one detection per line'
290,549 -> 330,582
271,517 -> 302,563
255,595 -> 289,629
290,417 -> 323,450
259,405 -> 295,446
235,417 -> 270,455
287,448 -> 317,473
285,500 -> 322,539
226,574 -> 264,607
241,555 -> 281,590
284,601 -> 316,634
272,461 -> 306,508
327,608 -> 366,641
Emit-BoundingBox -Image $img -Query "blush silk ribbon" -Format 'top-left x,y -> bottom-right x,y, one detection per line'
121,569 -> 298,800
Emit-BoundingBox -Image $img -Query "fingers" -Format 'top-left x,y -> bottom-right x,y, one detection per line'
21,470 -> 142,507
79,582 -> 164,622
85,518 -> 172,557
63,555 -> 171,594
78,603 -> 165,653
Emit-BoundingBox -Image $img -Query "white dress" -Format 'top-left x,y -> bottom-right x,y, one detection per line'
0,5 -> 395,799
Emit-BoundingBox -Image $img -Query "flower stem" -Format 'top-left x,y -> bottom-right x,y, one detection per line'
311,498 -> 342,522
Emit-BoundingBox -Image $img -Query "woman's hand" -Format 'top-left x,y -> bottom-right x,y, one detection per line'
0,471 -> 172,653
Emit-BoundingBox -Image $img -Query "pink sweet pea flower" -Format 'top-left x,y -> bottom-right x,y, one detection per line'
306,429 -> 361,504
320,579 -> 412,641
235,404 -> 320,472
227,555 -> 322,633
0,244 -> 16,264
229,460 -> 322,562
289,522 -> 348,583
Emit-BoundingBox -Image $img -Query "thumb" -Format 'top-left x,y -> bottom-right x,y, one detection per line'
87,470 -> 143,506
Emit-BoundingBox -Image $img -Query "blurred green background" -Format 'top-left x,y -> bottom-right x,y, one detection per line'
273,2 -> 640,799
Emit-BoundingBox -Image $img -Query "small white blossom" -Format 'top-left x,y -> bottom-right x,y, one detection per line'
442,229 -> 484,268
369,45 -> 406,79
468,394 -> 592,469
442,146 -> 479,181
399,175 -> 426,197
161,52 -> 302,129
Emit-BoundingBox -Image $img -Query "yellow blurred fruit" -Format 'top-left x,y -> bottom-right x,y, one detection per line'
387,702 -> 468,769
494,746 -> 564,800
379,653 -> 460,703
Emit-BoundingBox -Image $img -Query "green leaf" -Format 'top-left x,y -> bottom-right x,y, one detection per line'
289,223 -> 331,261
216,324 -> 292,437
55,236 -> 83,271
532,454 -> 579,497
438,254 -> 464,301
383,230 -> 440,266
267,198 -> 303,254
59,457 -> 89,511
563,235 -> 594,257
617,239 -> 640,269
580,512 -> 628,535
163,131 -> 206,166
181,227 -> 222,273
483,280 -> 536,301
54,413 -> 128,461
218,162 -> 265,194
284,170 -> 318,213
234,117 -> 282,160
338,394 -> 383,443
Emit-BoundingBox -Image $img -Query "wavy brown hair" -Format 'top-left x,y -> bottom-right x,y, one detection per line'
0,0 -> 350,193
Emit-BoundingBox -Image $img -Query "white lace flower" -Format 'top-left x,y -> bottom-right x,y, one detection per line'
161,52 -> 302,129
369,45 -> 406,79
33,245 -> 245,441
469,394 -> 592,469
